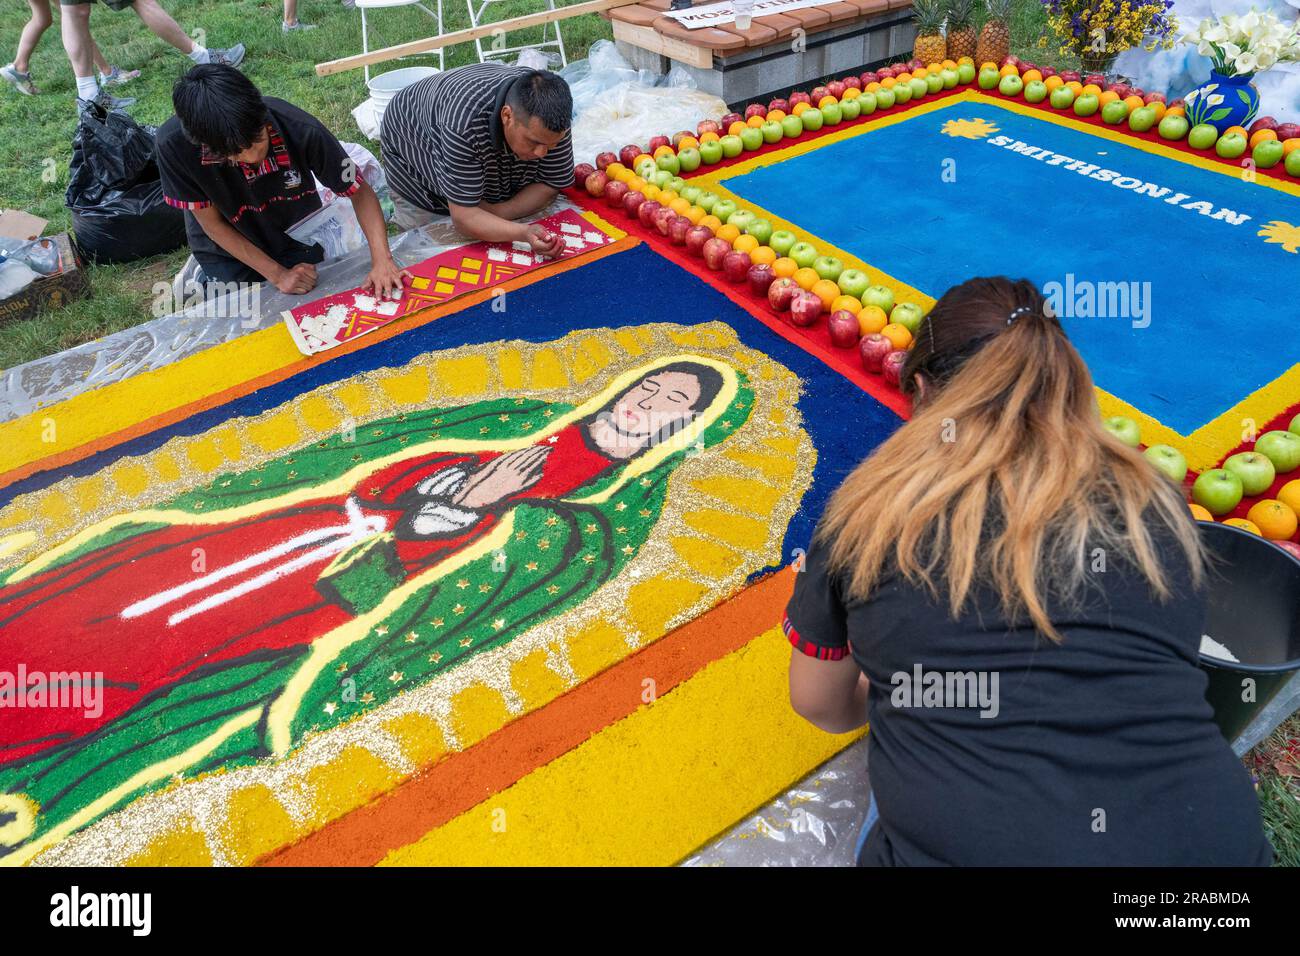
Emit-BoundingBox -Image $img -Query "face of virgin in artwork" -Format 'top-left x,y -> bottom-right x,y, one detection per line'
591,370 -> 705,459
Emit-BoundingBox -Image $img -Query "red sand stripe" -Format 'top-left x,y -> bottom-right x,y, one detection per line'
258,568 -> 796,867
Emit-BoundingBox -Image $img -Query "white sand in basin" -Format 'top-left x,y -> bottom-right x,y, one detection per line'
1200,634 -> 1241,663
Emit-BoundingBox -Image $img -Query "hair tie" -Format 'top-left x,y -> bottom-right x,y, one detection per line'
1006,305 -> 1034,326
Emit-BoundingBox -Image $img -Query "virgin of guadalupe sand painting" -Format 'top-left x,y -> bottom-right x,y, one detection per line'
0,322 -> 815,865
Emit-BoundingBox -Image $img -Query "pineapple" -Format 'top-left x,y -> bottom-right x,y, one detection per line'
945,0 -> 977,61
912,0 -> 947,66
976,0 -> 1011,66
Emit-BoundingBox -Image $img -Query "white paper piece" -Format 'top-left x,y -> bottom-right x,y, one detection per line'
661,0 -> 838,29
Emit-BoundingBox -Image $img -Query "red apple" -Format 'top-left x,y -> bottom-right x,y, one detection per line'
745,103 -> 767,119
1059,70 -> 1081,83
840,75 -> 860,88
595,151 -> 618,171
747,262 -> 775,296
767,276 -> 798,313
1274,122 -> 1300,141
827,80 -> 846,99
1019,62 -> 1037,75
1168,97 -> 1184,109
575,163 -> 596,183
790,91 -> 812,107
1107,82 -> 1131,98
619,144 -> 642,168
908,57 -> 924,71
672,129 -> 694,147
1002,55 -> 1020,69
583,170 -> 608,197
604,179 -> 629,208
685,224 -> 713,257
648,134 -> 671,153
668,215 -> 692,245
859,71 -> 879,87
1250,115 -> 1279,134
859,333 -> 892,373
723,249 -> 752,283
882,349 -> 908,387
720,112 -> 743,129
697,119 -> 721,136
637,198 -> 661,228
790,290 -> 823,327
768,97 -> 790,114
653,205 -> 676,235
828,309 -> 860,348
1039,66 -> 1057,79
1142,91 -> 1165,105
1084,72 -> 1106,88
1274,540 -> 1300,561
811,85 -> 830,102
702,236 -> 731,271
622,189 -> 646,218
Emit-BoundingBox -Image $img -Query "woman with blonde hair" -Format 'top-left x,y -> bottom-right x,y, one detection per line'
786,276 -> 1271,866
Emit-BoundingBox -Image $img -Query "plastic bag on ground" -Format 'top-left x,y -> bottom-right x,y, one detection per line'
296,142 -> 393,260
0,258 -> 39,298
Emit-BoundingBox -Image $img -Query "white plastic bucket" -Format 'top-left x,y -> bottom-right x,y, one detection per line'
367,66 -> 439,127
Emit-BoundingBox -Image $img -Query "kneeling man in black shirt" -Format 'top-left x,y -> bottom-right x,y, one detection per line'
157,65 -> 408,298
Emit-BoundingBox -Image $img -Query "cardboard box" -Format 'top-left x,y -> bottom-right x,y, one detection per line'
0,233 -> 91,327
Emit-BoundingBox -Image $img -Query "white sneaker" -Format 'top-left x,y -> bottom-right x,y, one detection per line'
1,63 -> 37,95
98,66 -> 142,87
282,20 -> 318,32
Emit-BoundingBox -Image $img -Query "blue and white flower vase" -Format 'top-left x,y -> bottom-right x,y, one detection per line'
1183,70 -> 1260,132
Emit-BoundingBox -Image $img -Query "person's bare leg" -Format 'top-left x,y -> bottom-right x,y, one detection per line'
284,0 -> 297,25
60,1 -> 100,99
91,39 -> 111,76
130,0 -> 196,55
13,0 -> 52,74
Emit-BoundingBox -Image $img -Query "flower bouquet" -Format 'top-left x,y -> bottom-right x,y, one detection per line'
1039,0 -> 1179,73
1182,9 -> 1300,131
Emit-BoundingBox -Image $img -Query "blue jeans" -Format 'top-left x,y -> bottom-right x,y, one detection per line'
854,790 -> 879,864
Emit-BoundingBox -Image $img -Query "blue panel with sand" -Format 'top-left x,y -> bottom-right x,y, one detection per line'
723,99 -> 1300,435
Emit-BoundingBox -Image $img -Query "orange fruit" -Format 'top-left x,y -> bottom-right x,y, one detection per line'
843,87 -> 861,100
1249,128 -> 1278,148
1082,83 -> 1102,97
1123,95 -> 1145,112
1284,138 -> 1300,154
699,131 -> 720,143
767,110 -> 786,122
1188,502 -> 1214,522
698,214 -> 722,233
1247,500 -> 1298,540
1223,518 -> 1261,535
658,189 -> 678,205
677,136 -> 699,151
1097,90 -> 1119,106
881,76 -> 897,89
866,81 -> 882,92
747,115 -> 765,128
958,56 -> 975,66
1277,479 -> 1300,515
792,101 -> 812,116
1164,104 -> 1185,117
1066,80 -> 1084,94
605,161 -> 627,178
1000,64 -> 1020,78
942,59 -> 957,70
772,257 -> 798,278
627,176 -> 646,192
683,205 -> 706,224
728,120 -> 748,136
633,153 -> 653,170
733,234 -> 759,254
653,144 -> 676,159
1022,69 -> 1043,84
897,72 -> 912,83
912,67 -> 928,79
818,95 -> 838,109
1044,75 -> 1064,91
793,267 -> 821,291
669,197 -> 692,215
1223,125 -> 1248,140
750,246 -> 777,266
880,323 -> 913,349
811,279 -> 841,309
980,61 -> 997,71
715,223 -> 741,243
641,184 -> 660,201
856,305 -> 888,335
1147,100 -> 1166,120
831,294 -> 863,315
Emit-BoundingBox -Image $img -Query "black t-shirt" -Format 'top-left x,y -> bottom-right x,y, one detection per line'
785,516 -> 1273,866
156,98 -> 361,280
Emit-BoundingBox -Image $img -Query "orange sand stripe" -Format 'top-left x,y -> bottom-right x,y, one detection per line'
1,237 -> 637,490
259,568 -> 796,867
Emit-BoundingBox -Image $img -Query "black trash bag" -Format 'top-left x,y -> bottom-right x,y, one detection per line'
65,101 -> 187,265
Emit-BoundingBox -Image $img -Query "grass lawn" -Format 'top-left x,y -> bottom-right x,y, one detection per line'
1,0 -> 1296,866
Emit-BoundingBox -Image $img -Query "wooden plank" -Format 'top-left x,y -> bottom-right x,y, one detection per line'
778,6 -> 832,31
750,11 -> 803,40
607,2 -> 662,26
839,0 -> 892,15
316,0 -> 639,75
819,1 -> 860,22
611,19 -> 715,67
709,17 -> 781,47
652,15 -> 748,50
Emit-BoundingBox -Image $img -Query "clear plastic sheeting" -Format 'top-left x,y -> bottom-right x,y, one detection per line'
562,40 -> 727,166
0,196 -> 582,422
682,736 -> 871,867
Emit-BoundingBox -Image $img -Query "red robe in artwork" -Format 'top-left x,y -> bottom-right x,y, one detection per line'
0,424 -> 614,766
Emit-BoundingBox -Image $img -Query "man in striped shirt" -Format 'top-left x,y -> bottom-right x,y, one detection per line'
381,63 -> 575,258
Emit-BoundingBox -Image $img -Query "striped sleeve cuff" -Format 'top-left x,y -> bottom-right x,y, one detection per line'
163,196 -> 212,211
338,172 -> 364,198
783,614 -> 849,661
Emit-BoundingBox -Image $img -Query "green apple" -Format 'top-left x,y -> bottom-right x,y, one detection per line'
1253,138 -> 1285,168
1142,444 -> 1188,483
1224,451 -> 1276,496
857,92 -> 877,115
802,106 -> 825,130
680,185 -> 703,205
739,126 -> 764,151
1023,79 -> 1048,103
1287,148 -> 1300,176
1187,123 -> 1218,150
1128,105 -> 1157,132
656,152 -> 681,175
813,255 -> 844,281
861,285 -> 895,315
719,134 -> 744,158
893,81 -> 913,104
1215,131 -> 1247,158
651,169 -> 673,188
712,198 -> 738,223
875,87 -> 896,109
940,68 -> 959,89
760,120 -> 783,144
1157,114 -> 1189,140
677,147 -> 701,172
789,241 -> 818,269
890,302 -> 924,334
727,209 -> 756,233
821,101 -> 843,124
781,114 -> 804,139
839,98 -> 861,120
1256,430 -> 1300,473
1073,93 -> 1099,117
1102,415 -> 1141,447
1101,100 -> 1130,124
637,157 -> 659,179
978,67 -> 1000,90
925,73 -> 943,94
1291,412 -> 1300,436
769,230 -> 797,256
1049,85 -> 1076,109
696,190 -> 718,212
837,269 -> 870,300
667,176 -> 685,192
698,140 -> 723,165
1192,468 -> 1244,516
745,218 -> 774,246
957,62 -> 976,85
910,77 -> 929,99
998,74 -> 1024,97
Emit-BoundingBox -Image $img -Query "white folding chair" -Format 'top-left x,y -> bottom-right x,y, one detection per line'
356,0 -> 447,85
467,0 -> 567,67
